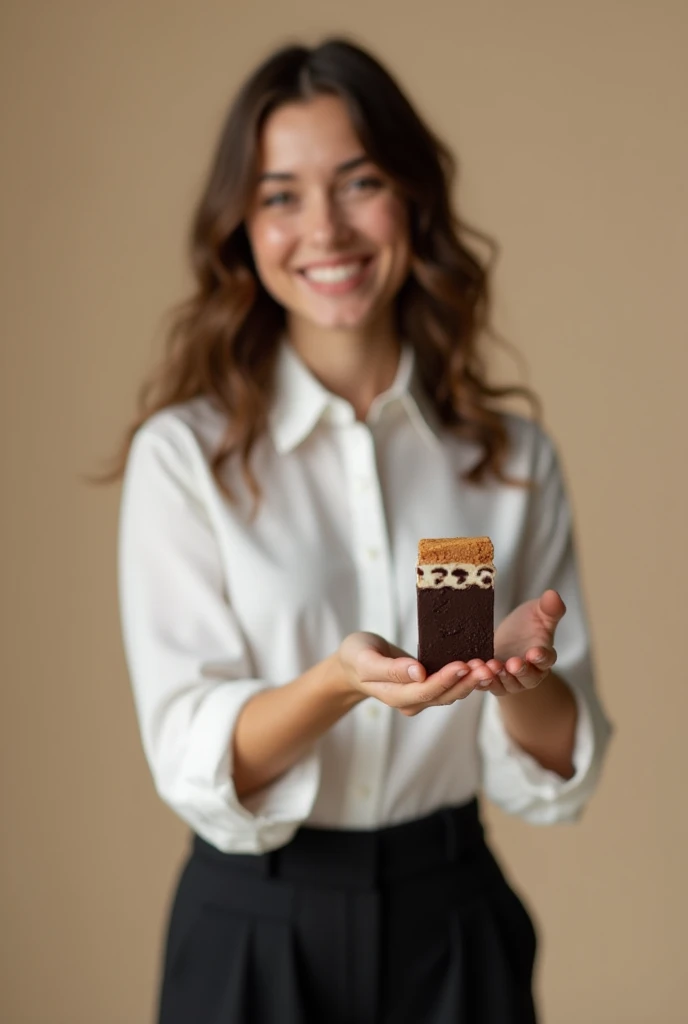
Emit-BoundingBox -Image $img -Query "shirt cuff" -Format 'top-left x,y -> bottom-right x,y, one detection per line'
152,680 -> 321,854
478,684 -> 597,824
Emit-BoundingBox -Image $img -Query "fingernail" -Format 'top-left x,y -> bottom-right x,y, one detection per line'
408,665 -> 422,681
533,655 -> 546,664
456,668 -> 469,680
498,670 -> 509,680
478,677 -> 492,688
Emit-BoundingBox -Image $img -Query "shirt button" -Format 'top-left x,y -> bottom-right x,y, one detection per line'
367,704 -> 380,720
366,546 -> 380,561
357,783 -> 371,799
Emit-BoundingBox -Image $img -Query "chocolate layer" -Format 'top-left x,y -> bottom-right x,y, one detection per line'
417,586 -> 494,674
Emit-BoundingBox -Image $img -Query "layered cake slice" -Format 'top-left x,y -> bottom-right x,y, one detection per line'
417,537 -> 495,674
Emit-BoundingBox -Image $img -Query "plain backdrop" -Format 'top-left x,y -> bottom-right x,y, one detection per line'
1,1 -> 687,1021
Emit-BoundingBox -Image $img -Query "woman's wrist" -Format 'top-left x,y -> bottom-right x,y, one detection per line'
321,652 -> 368,709
494,671 -> 577,778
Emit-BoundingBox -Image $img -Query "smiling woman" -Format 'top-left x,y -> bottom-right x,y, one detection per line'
98,36 -> 611,1024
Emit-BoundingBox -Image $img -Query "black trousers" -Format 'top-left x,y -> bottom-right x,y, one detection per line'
158,799 -> 537,1024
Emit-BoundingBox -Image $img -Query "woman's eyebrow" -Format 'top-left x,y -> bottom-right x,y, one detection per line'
257,154 -> 371,184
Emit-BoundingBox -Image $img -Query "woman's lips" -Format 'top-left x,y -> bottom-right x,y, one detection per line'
298,256 -> 374,295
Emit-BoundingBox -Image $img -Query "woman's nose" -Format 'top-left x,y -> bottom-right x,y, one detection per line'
305,193 -> 351,247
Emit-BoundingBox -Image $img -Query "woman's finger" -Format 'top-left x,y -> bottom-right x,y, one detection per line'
401,665 -> 508,713
434,657 -> 511,704
538,590 -> 567,631
402,662 -> 472,703
523,646 -> 557,673
501,656 -> 549,692
366,661 -> 472,707
483,676 -> 508,697
357,646 -> 422,684
496,667 -> 526,694
429,658 -> 507,703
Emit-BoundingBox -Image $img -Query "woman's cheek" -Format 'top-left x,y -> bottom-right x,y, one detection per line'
362,193 -> 408,245
252,217 -> 297,283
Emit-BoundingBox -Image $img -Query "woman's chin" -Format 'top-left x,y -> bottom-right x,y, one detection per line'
295,301 -> 381,333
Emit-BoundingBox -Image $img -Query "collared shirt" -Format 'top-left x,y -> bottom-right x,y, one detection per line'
118,341 -> 612,853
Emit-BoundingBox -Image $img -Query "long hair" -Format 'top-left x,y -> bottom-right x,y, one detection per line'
94,38 -> 538,501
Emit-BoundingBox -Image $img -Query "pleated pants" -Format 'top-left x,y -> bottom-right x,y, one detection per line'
158,799 -> 538,1024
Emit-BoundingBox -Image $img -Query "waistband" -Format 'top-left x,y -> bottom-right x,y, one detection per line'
192,799 -> 486,889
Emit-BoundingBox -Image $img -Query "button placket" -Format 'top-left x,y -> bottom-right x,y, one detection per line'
338,422 -> 395,826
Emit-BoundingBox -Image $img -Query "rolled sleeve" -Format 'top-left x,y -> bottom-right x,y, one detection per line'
479,685 -> 601,823
118,418 -> 320,853
479,422 -> 613,823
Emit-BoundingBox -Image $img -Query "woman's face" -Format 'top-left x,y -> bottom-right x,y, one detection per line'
245,94 -> 411,333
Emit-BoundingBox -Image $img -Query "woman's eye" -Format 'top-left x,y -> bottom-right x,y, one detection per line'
262,191 -> 295,208
346,176 -> 383,194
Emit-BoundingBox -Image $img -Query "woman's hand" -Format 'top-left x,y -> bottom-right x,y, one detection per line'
337,631 -> 494,716
488,589 -> 566,696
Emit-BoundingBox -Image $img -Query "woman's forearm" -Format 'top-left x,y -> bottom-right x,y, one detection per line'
495,671 -> 578,779
232,654 -> 364,799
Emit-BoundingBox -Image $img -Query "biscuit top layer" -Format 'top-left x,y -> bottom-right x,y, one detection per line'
418,536 -> 494,565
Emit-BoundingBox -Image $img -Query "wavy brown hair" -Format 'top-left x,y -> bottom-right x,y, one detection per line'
94,38 -> 538,502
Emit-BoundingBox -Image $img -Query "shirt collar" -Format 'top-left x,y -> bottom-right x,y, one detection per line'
268,339 -> 442,455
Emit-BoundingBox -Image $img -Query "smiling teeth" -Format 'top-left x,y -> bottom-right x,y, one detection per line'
304,261 -> 364,284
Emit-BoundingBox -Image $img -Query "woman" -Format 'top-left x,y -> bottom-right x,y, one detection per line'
112,38 -> 611,1024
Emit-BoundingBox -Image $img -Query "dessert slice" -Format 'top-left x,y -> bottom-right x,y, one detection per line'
417,536 -> 495,674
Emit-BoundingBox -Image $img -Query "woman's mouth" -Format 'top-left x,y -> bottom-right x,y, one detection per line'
298,257 -> 374,295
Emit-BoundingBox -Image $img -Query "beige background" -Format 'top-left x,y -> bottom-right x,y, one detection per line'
2,1 -> 686,1021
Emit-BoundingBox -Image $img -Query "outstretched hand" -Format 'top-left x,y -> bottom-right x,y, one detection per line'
490,589 -> 566,695
338,631 -> 481,713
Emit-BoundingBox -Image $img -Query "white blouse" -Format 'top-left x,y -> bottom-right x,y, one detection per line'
118,341 -> 612,854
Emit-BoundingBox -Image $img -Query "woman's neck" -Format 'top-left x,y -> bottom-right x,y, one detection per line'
287,313 -> 401,421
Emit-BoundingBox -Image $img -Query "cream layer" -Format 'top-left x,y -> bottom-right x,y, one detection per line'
416,562 -> 496,590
